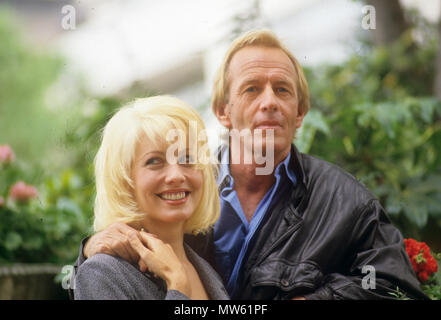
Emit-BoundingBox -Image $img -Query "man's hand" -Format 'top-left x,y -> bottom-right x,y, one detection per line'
83,222 -> 148,272
291,296 -> 306,300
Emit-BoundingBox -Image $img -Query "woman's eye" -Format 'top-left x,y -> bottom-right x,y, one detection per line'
145,157 -> 162,166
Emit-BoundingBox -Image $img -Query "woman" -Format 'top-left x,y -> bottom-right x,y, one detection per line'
74,96 -> 229,300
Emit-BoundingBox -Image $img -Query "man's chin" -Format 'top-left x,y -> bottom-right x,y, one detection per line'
254,137 -> 289,153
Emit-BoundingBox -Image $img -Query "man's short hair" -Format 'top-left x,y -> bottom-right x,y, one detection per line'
93,95 -> 220,235
211,29 -> 310,115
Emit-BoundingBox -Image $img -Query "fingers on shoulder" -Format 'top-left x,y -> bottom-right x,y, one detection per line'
139,230 -> 163,248
128,233 -> 151,259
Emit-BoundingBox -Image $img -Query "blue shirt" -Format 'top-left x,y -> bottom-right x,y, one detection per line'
213,148 -> 297,297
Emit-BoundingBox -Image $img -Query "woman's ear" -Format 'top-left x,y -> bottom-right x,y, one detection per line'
214,103 -> 232,128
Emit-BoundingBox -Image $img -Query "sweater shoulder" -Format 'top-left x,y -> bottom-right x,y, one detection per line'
78,253 -> 135,275
75,254 -> 162,299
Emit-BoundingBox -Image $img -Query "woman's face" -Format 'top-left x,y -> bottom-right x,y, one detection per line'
131,135 -> 203,229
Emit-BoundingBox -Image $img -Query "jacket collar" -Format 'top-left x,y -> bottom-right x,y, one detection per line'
289,144 -> 307,187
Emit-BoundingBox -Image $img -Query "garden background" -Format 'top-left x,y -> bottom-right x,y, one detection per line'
0,0 -> 440,299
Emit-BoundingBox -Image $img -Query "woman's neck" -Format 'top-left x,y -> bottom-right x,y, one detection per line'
140,221 -> 187,261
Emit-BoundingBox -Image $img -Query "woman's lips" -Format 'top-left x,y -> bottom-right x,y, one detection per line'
156,191 -> 190,205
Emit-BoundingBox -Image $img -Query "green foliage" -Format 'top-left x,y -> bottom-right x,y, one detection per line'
421,253 -> 441,300
0,96 -> 125,264
297,30 -> 441,239
388,252 -> 441,300
0,8 -> 66,167
0,8 -> 95,264
62,96 -> 124,175
388,287 -> 412,300
0,161 -> 92,264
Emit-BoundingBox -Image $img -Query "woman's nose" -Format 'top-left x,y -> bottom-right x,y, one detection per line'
164,164 -> 186,184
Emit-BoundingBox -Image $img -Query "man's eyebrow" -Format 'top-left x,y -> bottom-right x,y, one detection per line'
236,78 -> 262,89
239,77 -> 261,85
273,78 -> 295,87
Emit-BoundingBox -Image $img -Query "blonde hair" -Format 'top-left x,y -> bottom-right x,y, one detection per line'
93,95 -> 220,235
212,29 -> 310,116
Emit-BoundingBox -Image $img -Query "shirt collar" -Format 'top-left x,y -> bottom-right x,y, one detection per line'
217,147 -> 233,190
277,151 -> 296,185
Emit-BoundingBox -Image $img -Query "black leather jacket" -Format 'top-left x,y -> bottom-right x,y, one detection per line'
188,145 -> 428,300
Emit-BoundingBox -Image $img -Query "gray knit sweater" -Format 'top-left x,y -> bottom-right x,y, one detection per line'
74,244 -> 229,300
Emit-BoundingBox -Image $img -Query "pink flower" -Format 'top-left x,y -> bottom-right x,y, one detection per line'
9,181 -> 38,203
0,145 -> 15,164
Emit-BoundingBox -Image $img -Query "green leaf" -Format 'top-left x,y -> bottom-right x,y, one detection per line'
5,231 -> 22,251
56,197 -> 82,217
22,235 -> 44,250
403,204 -> 428,229
296,109 -> 330,153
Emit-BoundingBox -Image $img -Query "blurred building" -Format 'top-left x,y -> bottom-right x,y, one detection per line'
2,0 -> 440,148
56,0 -> 368,146
0,0 -> 90,45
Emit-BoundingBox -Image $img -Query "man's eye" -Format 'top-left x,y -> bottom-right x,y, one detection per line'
245,86 -> 257,93
276,87 -> 289,93
178,154 -> 195,164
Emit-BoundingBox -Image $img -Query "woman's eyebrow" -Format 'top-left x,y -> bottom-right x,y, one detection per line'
140,150 -> 164,160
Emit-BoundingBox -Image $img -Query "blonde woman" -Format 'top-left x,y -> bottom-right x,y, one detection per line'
74,96 -> 229,300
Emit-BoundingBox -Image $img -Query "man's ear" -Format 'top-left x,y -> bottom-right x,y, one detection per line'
214,103 -> 232,128
295,108 -> 306,129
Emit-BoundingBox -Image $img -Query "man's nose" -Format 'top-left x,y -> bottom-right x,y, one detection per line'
259,86 -> 278,112
164,164 -> 186,184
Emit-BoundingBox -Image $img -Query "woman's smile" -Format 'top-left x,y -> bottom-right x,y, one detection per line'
156,190 -> 191,205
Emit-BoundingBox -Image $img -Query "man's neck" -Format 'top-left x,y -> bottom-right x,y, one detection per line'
227,146 -> 289,192
227,147 -> 290,221
229,162 -> 276,193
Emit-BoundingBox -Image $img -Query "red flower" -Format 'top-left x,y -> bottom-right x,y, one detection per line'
0,144 -> 15,164
9,181 -> 38,203
404,238 -> 438,283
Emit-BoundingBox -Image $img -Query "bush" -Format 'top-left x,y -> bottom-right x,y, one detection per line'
0,146 -> 92,264
297,31 -> 441,245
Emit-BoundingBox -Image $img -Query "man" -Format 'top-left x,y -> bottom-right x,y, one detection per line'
72,29 -> 427,300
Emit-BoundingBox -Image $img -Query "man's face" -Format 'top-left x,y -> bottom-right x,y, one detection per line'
217,46 -> 305,160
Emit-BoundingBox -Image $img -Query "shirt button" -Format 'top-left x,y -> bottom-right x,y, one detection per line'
281,279 -> 290,287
